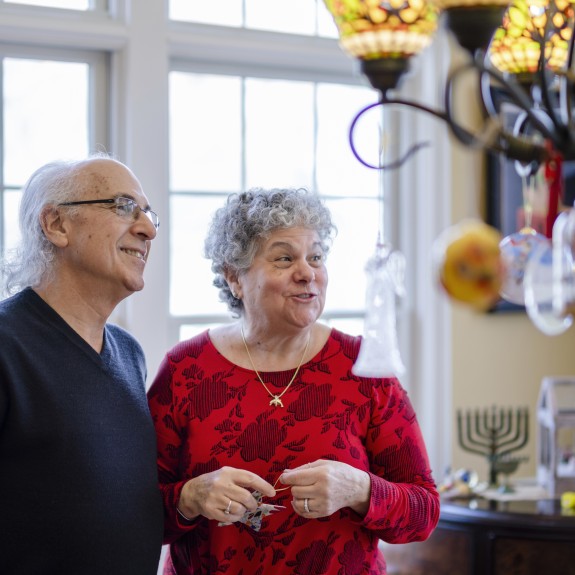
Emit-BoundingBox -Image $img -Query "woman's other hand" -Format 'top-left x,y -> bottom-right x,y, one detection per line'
279,460 -> 371,518
177,466 -> 276,522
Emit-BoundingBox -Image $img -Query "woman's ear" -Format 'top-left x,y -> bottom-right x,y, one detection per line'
40,206 -> 70,248
223,268 -> 241,300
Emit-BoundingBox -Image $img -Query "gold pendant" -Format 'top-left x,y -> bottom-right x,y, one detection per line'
269,396 -> 284,407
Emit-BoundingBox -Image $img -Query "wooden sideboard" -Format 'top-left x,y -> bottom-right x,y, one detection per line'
381,498 -> 575,575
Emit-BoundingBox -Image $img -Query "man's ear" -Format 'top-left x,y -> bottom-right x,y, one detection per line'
40,206 -> 70,248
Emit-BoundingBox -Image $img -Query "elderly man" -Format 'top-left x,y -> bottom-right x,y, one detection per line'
0,156 -> 163,574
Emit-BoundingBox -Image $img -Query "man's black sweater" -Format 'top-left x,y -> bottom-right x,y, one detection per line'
0,288 -> 163,574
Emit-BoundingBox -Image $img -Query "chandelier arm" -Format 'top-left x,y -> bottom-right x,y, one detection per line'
559,72 -> 573,128
480,66 -> 499,120
559,18 -> 575,129
445,60 -> 511,148
445,62 -> 519,151
449,58 -> 558,146
540,70 -> 572,144
348,100 -> 443,170
456,59 -> 566,163
567,14 -> 575,70
442,63 -> 549,163
536,16 -> 568,139
561,11 -> 575,126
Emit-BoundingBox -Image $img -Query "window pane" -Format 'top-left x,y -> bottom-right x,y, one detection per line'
170,72 -> 242,192
245,0 -> 316,35
324,197 -> 381,313
170,195 -> 231,316
316,83 -> 379,197
2,189 -> 22,254
323,317 -> 364,337
180,322 -> 228,341
169,0 -> 335,36
170,196 -> 381,319
169,73 -> 383,320
245,78 -> 314,189
7,0 -> 89,8
169,0 -> 242,26
317,1 -> 338,38
4,58 -> 89,186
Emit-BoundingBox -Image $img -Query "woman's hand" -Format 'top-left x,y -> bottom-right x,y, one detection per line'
279,460 -> 371,519
177,466 -> 276,522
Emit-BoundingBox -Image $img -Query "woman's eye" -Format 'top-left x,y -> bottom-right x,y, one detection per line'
273,256 -> 292,267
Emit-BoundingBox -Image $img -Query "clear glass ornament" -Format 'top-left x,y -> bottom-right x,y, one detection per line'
352,242 -> 406,378
499,228 -> 548,305
523,204 -> 575,336
524,240 -> 573,336
552,208 -> 575,319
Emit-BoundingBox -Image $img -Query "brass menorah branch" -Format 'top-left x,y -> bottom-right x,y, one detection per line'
457,406 -> 529,487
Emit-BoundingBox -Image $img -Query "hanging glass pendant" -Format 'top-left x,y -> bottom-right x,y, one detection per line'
322,0 -> 439,60
322,0 -> 440,92
352,242 -> 406,378
488,0 -> 574,77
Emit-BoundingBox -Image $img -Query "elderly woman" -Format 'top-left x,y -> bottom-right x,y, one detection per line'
147,188 -> 440,575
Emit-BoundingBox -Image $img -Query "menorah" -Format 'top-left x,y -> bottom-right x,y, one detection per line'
457,406 -> 529,488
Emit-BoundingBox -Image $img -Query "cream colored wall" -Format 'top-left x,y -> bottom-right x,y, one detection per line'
451,305 -> 575,480
449,144 -> 575,483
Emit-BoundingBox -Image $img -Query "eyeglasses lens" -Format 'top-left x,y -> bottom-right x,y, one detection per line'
115,198 -> 159,229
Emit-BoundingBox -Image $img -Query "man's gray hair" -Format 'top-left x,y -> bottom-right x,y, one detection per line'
0,153 -> 117,297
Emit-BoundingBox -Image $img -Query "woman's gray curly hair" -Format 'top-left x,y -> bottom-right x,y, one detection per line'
0,153 -> 117,297
204,188 -> 337,316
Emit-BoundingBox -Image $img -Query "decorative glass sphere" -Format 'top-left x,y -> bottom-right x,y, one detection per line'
433,219 -> 504,311
499,228 -> 549,305
524,241 -> 574,335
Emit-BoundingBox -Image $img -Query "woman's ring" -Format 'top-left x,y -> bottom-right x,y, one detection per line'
225,499 -> 232,514
304,498 -> 310,513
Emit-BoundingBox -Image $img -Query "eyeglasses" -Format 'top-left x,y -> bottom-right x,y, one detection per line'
59,196 -> 160,230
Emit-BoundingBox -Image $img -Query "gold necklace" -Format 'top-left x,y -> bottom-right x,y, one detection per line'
240,324 -> 311,408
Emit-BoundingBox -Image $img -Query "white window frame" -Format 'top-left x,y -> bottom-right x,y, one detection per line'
167,57 -> 378,343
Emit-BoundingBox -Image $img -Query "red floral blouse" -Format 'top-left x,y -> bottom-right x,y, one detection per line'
147,328 -> 440,575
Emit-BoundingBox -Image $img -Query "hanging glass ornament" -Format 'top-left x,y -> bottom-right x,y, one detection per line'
434,219 -> 504,311
499,169 -> 548,305
352,241 -> 406,378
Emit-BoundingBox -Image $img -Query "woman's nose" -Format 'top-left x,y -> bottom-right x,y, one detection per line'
294,261 -> 315,283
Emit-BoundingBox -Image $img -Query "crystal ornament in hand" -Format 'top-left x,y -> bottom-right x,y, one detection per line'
217,490 -> 285,531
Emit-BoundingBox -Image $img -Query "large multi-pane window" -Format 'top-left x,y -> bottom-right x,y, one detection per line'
168,1 -> 382,341
0,47 -> 107,258
169,70 -> 380,339
0,0 -> 110,258
0,0 -> 388,358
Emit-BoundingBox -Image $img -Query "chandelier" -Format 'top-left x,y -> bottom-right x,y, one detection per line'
323,0 -> 575,374
323,0 -> 575,169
